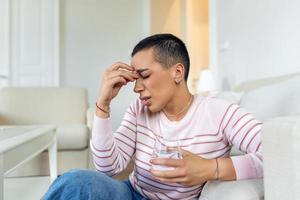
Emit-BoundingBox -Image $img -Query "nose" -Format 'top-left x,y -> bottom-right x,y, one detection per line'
133,78 -> 144,93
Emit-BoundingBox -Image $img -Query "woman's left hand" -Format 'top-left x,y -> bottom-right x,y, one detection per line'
150,149 -> 216,186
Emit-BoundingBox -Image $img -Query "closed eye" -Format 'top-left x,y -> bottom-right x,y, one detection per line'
136,68 -> 150,79
141,74 -> 150,79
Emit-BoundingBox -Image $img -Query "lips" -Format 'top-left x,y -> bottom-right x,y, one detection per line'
140,96 -> 151,106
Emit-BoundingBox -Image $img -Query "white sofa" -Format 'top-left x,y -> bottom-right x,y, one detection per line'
0,87 -> 90,177
200,73 -> 300,200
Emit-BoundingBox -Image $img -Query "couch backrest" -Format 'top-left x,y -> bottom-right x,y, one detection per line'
234,72 -> 300,92
0,87 -> 88,125
234,73 -> 300,121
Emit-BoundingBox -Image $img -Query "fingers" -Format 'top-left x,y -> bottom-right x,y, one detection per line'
110,62 -> 134,72
109,76 -> 127,87
107,70 -> 139,82
150,158 -> 184,167
151,168 -> 185,179
180,148 -> 192,157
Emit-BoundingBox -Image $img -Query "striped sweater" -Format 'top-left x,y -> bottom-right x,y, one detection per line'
91,95 -> 263,200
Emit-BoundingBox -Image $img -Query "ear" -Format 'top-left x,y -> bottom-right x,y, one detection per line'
173,63 -> 185,84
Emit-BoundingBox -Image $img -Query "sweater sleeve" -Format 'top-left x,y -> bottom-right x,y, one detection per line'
90,102 -> 137,176
221,103 -> 263,180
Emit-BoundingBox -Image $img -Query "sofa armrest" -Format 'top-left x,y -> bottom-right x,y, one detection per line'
262,115 -> 300,200
86,107 -> 95,131
199,179 -> 264,200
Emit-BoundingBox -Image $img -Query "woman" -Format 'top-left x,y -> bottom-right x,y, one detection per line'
43,34 -> 263,200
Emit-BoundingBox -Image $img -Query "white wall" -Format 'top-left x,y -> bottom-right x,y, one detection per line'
60,0 -> 148,130
213,0 -> 300,90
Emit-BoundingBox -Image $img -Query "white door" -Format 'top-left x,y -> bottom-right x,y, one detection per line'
0,0 -> 60,87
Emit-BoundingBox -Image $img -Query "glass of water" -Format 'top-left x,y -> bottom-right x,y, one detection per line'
151,135 -> 182,171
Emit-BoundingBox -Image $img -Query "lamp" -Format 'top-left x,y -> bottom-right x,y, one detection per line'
197,69 -> 217,94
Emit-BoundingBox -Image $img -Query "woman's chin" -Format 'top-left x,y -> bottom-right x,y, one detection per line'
147,105 -> 161,113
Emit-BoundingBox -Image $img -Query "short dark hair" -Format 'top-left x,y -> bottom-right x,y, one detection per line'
131,33 -> 190,81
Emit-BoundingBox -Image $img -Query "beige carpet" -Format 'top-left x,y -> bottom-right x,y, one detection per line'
4,176 -> 51,200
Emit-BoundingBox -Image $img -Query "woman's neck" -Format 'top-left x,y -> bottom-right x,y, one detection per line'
163,86 -> 193,121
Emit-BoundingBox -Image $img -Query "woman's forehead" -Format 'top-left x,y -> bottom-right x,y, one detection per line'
131,48 -> 155,68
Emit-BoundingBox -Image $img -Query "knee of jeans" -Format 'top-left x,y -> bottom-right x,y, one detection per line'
59,169 -> 107,185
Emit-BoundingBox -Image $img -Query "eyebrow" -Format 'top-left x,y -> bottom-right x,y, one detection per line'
136,68 -> 149,76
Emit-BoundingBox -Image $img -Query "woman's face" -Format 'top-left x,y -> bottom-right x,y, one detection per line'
131,48 -> 176,112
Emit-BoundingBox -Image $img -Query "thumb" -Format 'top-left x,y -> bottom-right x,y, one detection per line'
179,148 -> 192,157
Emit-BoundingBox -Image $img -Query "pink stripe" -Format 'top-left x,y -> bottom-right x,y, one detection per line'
137,123 -> 154,133
180,137 -> 224,147
238,123 -> 262,150
137,131 -> 155,141
239,123 -> 261,150
231,118 -> 256,142
92,143 -> 117,159
123,118 -> 136,127
93,154 -> 119,168
94,161 -> 116,173
137,140 -> 153,149
154,193 -> 162,200
118,146 -> 132,159
246,130 -> 260,151
223,106 -> 240,130
217,147 -> 231,158
136,135 -> 224,152
133,182 -> 156,200
157,190 -> 183,200
256,152 -> 263,162
121,124 -> 136,133
116,131 -> 135,144
115,137 -> 135,151
256,153 -> 263,162
129,106 -> 135,115
255,142 -> 261,152
92,146 -> 116,159
137,177 -> 200,195
134,181 -> 180,200
126,111 -> 136,118
135,157 -> 152,167
137,128 -> 224,145
232,113 -> 251,129
91,140 -> 114,152
197,145 -> 229,155
136,147 -> 152,157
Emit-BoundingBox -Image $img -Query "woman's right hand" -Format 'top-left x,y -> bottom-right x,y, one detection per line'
97,62 -> 139,108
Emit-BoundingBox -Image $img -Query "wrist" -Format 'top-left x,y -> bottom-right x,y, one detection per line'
96,102 -> 110,114
207,158 -> 219,181
95,99 -> 110,119
96,98 -> 110,108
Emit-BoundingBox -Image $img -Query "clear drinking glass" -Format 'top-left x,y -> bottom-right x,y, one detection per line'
151,135 -> 182,171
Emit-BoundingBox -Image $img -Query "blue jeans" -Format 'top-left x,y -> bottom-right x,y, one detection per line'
42,169 -> 146,200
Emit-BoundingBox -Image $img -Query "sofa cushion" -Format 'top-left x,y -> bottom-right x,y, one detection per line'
239,76 -> 300,121
56,124 -> 89,150
199,179 -> 264,200
263,116 -> 300,200
216,91 -> 244,104
0,87 -> 88,125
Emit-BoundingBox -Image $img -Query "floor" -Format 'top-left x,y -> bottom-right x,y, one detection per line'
4,176 -> 51,200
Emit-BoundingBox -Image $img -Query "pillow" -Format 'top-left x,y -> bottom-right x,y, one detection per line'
239,76 -> 300,121
216,91 -> 244,105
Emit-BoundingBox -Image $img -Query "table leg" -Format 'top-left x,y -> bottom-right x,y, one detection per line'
48,136 -> 57,182
0,155 -> 4,200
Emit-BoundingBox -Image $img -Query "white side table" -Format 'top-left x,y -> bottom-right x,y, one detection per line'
0,126 -> 57,200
